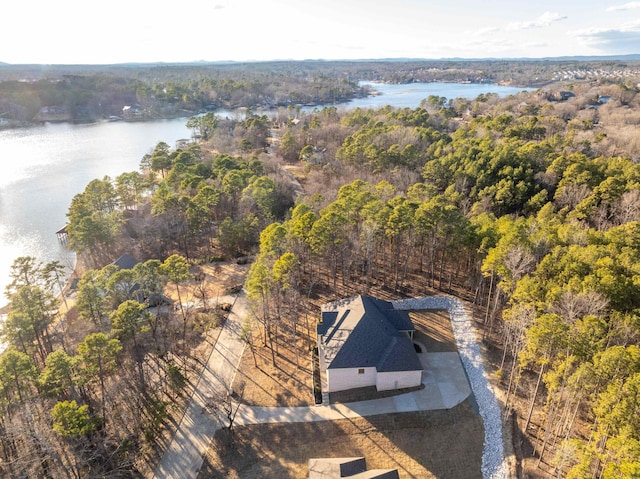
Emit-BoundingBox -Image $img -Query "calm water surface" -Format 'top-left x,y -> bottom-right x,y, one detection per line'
349,81 -> 533,109
0,119 -> 192,307
0,82 -> 535,307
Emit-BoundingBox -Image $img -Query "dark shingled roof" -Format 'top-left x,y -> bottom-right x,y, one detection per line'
112,254 -> 139,270
318,295 -> 422,373
309,457 -> 400,479
377,336 -> 422,372
383,309 -> 415,332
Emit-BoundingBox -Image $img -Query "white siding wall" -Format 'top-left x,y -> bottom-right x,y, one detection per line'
376,370 -> 422,391
327,367 -> 376,392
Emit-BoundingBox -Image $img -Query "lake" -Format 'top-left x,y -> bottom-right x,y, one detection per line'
0,81 -> 534,308
348,81 -> 533,110
0,119 -> 192,308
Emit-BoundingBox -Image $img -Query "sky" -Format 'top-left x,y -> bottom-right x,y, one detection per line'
3,0 -> 640,64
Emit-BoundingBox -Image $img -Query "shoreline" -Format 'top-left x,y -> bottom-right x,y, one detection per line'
0,79 -> 539,133
57,250 -> 90,316
0,249 -> 85,316
0,249 -> 87,355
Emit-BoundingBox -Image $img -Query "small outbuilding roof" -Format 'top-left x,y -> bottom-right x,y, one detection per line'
309,457 -> 399,479
112,254 -> 139,270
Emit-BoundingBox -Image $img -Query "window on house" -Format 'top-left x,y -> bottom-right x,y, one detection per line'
358,368 -> 365,374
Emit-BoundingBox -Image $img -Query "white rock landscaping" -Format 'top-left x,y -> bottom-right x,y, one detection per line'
393,296 -> 507,479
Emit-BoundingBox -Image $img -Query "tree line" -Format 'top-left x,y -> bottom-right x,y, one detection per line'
0,64 -> 368,124
3,58 -> 639,125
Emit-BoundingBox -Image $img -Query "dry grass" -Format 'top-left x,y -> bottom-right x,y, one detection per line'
163,262 -> 250,305
198,401 -> 483,479
233,329 -> 315,407
217,299 -> 487,479
410,309 -> 457,353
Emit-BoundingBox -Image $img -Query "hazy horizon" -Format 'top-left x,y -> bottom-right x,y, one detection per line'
3,53 -> 640,68
5,0 -> 640,65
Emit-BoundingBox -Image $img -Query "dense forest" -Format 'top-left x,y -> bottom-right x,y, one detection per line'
2,58 -> 640,125
2,63 -> 640,477
0,62 -> 370,124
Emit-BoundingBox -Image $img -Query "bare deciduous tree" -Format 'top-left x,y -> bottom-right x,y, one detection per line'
551,290 -> 609,325
206,381 -> 246,433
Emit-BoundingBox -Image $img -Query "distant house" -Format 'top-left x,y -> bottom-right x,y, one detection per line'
110,254 -> 171,307
122,105 -> 143,119
558,91 -> 576,101
309,457 -> 399,479
34,105 -> 71,122
175,138 -> 193,149
112,254 -> 139,270
317,295 -> 422,394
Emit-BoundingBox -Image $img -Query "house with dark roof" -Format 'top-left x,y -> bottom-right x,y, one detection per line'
317,295 -> 422,393
112,254 -> 139,270
111,254 -> 171,307
558,91 -> 576,101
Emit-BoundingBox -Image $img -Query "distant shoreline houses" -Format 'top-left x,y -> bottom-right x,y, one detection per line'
34,105 -> 72,122
122,104 -> 143,120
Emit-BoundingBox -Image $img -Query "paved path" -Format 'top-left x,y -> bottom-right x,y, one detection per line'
152,294 -> 248,479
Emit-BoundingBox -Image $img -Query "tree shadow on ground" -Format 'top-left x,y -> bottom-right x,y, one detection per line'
196,399 -> 483,479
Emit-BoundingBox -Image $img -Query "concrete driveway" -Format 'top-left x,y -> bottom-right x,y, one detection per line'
152,294 -> 248,479
234,351 -> 471,426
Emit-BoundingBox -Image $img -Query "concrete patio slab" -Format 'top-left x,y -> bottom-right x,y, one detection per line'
235,350 -> 472,426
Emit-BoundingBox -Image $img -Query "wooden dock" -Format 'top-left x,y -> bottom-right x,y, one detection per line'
56,224 -> 68,243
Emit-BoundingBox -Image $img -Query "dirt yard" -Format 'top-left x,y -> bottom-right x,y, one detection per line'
198,400 -> 483,479
164,262 -> 249,305
205,301 -> 486,479
232,329 -> 315,407
410,309 -> 457,353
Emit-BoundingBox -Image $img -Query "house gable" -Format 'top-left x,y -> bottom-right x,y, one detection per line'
318,295 -> 422,375
328,303 -> 398,370
377,336 -> 422,372
381,308 -> 415,333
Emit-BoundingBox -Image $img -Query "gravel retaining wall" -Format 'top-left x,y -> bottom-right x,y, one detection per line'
393,296 -> 507,479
